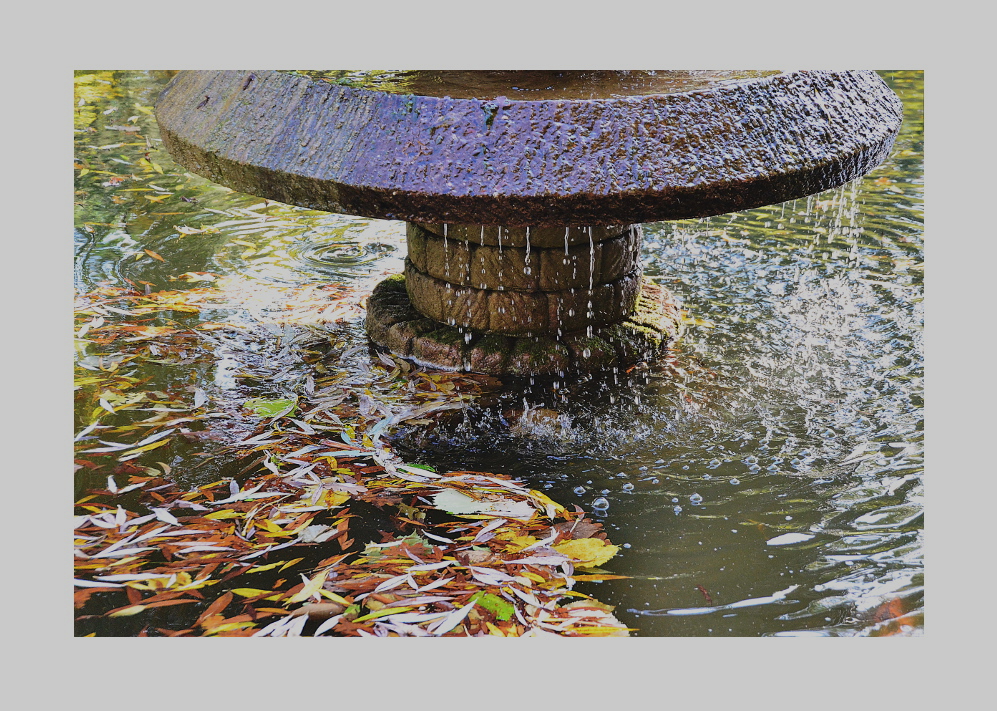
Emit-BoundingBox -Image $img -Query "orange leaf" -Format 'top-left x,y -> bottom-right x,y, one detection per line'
143,249 -> 165,262
196,591 -> 234,627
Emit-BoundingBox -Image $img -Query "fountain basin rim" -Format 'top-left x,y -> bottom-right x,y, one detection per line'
155,69 -> 903,225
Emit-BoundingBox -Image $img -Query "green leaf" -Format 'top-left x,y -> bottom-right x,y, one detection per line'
469,592 -> 514,621
243,397 -> 297,418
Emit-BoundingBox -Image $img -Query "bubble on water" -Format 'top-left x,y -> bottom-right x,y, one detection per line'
573,486 -> 585,495
622,483 -> 634,492
650,478 -> 659,484
592,497 -> 609,509
600,489 -> 610,495
708,459 -> 721,468
673,506 -> 683,514
730,478 -> 741,485
822,429 -> 837,438
622,543 -> 631,549
671,497 -> 679,503
690,493 -> 703,505
748,464 -> 761,473
702,474 -> 712,480
582,348 -> 591,359
744,455 -> 758,464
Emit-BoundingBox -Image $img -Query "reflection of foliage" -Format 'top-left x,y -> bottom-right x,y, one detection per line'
291,70 -> 415,93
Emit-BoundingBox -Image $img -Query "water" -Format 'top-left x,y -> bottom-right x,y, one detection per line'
290,69 -> 782,100
74,70 -> 923,637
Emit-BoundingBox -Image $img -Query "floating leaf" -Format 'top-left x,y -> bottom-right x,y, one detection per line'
553,538 -> 620,569
469,592 -> 514,621
243,397 -> 297,418
432,489 -> 535,521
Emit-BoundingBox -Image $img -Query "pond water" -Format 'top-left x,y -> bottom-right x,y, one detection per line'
74,70 -> 923,637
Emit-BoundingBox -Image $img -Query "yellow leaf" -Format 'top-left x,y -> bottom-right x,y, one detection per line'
204,510 -> 242,520
553,538 -> 620,569
503,535 -> 540,551
519,570 -> 546,584
109,605 -> 146,617
231,588 -> 279,598
325,490 -> 350,508
318,590 -> 350,605
247,561 -> 283,573
204,620 -> 256,635
286,567 -> 331,604
278,557 -> 305,572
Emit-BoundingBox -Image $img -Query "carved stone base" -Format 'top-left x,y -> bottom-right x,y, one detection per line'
365,274 -> 682,376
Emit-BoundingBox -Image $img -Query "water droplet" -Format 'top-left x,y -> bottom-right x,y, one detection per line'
582,348 -> 591,358
622,483 -> 634,492
690,493 -> 703,504
592,497 -> 609,509
573,486 -> 585,495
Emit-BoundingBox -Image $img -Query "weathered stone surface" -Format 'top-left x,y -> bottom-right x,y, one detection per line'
404,259 -> 642,335
416,224 -> 629,248
156,70 -> 902,226
562,333 -> 618,370
365,274 -> 682,376
406,222 -> 640,292
506,337 -> 572,377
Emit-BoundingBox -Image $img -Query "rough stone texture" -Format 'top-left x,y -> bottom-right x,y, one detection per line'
403,259 -> 641,335
365,274 -> 681,376
156,70 -> 903,226
406,222 -> 641,291
416,223 -> 629,248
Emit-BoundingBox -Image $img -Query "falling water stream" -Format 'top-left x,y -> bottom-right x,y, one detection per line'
74,70 -> 923,636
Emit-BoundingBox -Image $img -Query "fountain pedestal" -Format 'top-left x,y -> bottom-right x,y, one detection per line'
364,221 -> 681,374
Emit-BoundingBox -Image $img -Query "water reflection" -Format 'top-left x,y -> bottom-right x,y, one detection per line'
74,70 -> 923,636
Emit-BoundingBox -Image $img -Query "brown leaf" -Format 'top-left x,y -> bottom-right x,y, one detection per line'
196,591 -> 234,627
289,602 -> 346,619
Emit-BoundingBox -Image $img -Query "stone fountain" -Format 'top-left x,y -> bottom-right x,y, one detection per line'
155,70 -> 902,376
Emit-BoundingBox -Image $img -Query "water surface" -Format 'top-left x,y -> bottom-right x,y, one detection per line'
74,70 -> 923,637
